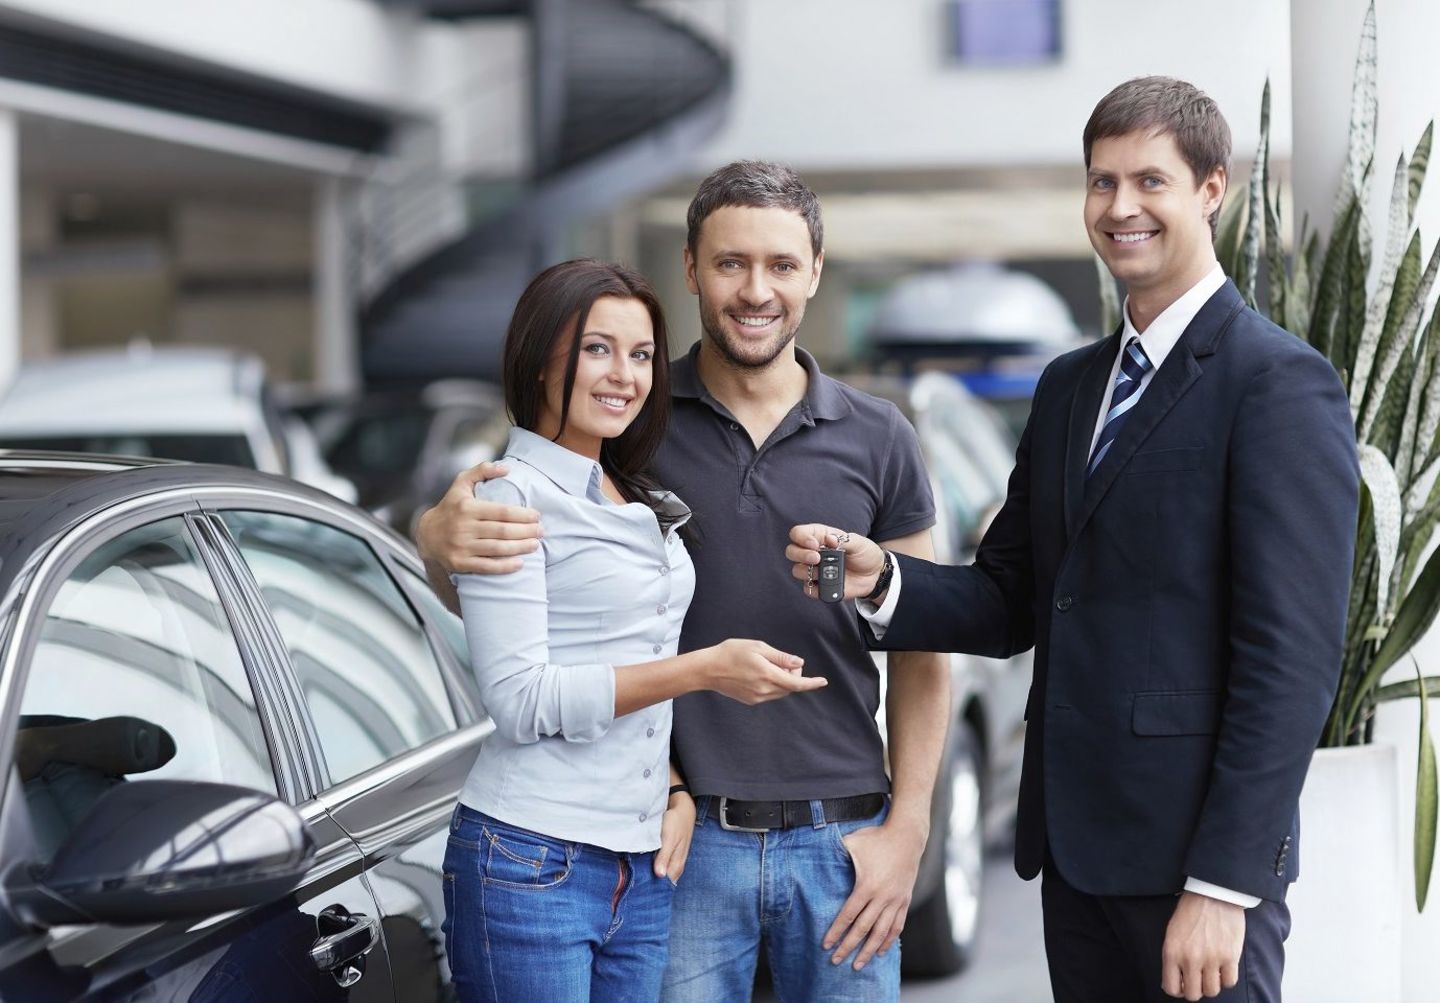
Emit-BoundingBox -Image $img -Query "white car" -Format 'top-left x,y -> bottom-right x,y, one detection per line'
0,345 -> 356,501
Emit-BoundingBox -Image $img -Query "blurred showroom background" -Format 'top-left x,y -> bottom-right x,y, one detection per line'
0,1 -> 1436,1000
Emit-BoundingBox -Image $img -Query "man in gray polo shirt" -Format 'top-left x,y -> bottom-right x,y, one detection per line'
416,161 -> 948,1003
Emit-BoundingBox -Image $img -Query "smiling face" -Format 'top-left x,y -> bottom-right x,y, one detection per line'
1085,129 -> 1226,308
535,295 -> 656,460
683,205 -> 823,370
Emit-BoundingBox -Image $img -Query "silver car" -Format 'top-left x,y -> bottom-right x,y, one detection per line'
854,372 -> 1033,978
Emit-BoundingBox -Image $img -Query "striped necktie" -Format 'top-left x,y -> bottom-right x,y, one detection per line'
1087,337 -> 1153,477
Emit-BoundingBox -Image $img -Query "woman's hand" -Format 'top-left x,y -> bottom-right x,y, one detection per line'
702,640 -> 828,705
655,789 -> 696,884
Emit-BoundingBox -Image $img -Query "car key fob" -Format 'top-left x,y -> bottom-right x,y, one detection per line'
817,548 -> 845,603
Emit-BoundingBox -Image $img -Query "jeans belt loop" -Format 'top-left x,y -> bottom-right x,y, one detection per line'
809,799 -> 827,829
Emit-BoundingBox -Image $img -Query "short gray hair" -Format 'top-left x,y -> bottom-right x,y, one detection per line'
686,160 -> 823,258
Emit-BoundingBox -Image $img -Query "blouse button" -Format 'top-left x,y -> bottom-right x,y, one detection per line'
660,565 -> 670,576
657,604 -> 667,615
639,813 -> 648,822
647,727 -> 655,737
652,644 -> 662,654
644,769 -> 652,778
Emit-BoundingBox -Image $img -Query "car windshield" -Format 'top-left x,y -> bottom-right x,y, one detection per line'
0,434 -> 256,468
325,407 -> 432,478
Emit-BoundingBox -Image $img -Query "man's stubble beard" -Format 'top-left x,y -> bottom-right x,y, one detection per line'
697,289 -> 803,371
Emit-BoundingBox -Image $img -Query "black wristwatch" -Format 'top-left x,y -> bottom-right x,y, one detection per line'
862,551 -> 895,604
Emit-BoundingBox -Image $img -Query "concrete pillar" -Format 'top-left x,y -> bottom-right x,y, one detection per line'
0,108 -> 18,393
1290,0 -> 1440,249
20,186 -> 59,361
313,176 -> 360,394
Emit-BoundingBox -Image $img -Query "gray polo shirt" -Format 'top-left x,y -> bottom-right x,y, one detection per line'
657,345 -> 935,800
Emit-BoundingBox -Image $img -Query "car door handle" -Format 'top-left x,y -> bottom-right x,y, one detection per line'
310,905 -> 379,982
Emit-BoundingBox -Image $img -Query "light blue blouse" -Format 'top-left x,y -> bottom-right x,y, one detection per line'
455,427 -> 695,851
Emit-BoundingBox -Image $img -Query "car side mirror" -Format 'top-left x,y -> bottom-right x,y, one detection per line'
7,779 -> 314,927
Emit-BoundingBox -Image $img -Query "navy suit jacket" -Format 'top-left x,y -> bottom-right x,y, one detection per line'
878,280 -> 1359,902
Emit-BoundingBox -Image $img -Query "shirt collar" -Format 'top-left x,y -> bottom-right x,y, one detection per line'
671,342 -> 853,421
1120,263 -> 1226,369
503,426 -> 604,501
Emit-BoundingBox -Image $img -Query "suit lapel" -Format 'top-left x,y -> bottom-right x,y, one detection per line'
1070,279 -> 1246,540
1064,331 -> 1119,538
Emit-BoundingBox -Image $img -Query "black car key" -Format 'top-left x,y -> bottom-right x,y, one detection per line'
817,548 -> 845,603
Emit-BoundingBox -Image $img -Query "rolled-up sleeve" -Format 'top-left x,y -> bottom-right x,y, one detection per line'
454,478 -> 616,745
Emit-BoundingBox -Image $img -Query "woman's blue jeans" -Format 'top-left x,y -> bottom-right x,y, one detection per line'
442,804 -> 675,1003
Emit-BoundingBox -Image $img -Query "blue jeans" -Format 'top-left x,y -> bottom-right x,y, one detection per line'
660,797 -> 900,1003
442,804 -> 674,1003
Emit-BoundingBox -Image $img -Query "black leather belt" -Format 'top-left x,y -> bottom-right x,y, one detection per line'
712,793 -> 886,832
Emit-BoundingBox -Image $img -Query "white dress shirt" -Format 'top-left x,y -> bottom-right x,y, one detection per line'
866,264 -> 1259,908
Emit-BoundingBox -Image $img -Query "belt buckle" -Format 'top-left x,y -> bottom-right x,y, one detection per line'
718,797 -> 772,833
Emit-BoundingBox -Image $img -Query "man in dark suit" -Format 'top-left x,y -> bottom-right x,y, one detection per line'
788,77 -> 1359,1003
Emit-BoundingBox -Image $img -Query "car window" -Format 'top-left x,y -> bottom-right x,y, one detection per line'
325,408 -> 432,478
398,566 -> 470,670
218,511 -> 458,785
0,434 -> 256,468
16,517 -> 276,863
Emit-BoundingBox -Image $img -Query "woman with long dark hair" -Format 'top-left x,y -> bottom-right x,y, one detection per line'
443,259 -> 825,1003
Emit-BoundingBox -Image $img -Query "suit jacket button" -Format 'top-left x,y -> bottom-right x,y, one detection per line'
1056,596 -> 1074,612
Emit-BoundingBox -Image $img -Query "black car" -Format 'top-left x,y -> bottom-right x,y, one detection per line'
0,452 -> 489,1001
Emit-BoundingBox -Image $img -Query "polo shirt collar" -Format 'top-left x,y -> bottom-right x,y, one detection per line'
504,426 -> 604,501
672,342 -> 853,421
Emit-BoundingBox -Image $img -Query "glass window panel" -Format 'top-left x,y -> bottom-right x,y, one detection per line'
17,517 -> 275,863
219,511 -> 457,784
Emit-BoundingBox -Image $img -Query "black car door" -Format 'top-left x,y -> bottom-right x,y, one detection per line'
0,507 -> 395,1002
203,506 -> 490,1002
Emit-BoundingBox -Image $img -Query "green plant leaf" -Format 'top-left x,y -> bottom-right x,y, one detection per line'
1095,252 -> 1120,335
1308,194 -> 1360,361
1331,491 -> 1377,746
1409,305 -> 1440,483
1396,256 -> 1440,486
1375,676 -> 1440,702
1359,231 -> 1428,445
1292,223 -> 1317,338
1348,544 -> 1440,736
1216,187 -> 1247,283
1415,668 -> 1437,911
1338,226 -> 1371,378
1360,445 -> 1403,615
1336,1 -> 1378,223
1409,121 -> 1433,222
1350,155 -> 1413,413
1238,91 -> 1269,308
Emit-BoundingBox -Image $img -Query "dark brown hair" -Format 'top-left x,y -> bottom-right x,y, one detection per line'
502,259 -> 675,523
686,160 -> 823,258
1083,76 -> 1232,234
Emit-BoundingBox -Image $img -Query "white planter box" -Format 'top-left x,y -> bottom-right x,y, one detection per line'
1284,744 -> 1402,1003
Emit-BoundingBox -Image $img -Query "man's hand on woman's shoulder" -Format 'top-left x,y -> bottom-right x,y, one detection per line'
416,462 -> 544,575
